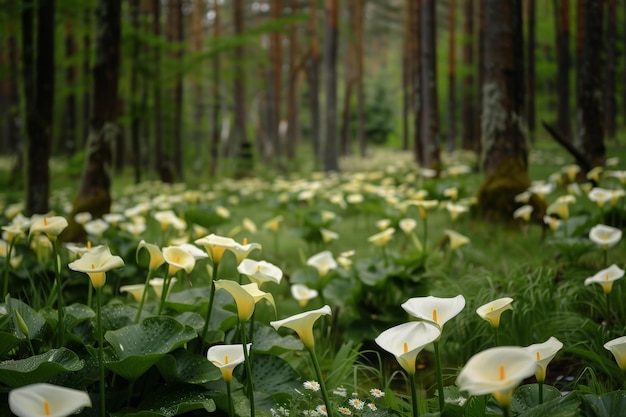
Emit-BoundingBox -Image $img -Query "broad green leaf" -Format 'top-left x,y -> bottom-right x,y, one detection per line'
110,385 -> 217,417
3,296 -> 46,340
101,304 -> 140,332
156,349 -> 221,384
518,391 -> 581,417
581,391 -> 626,417
99,316 -> 197,380
248,324 -> 303,355
0,332 -> 24,358
511,384 -> 562,414
0,347 -> 84,387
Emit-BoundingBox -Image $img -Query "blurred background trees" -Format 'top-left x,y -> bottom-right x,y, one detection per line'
0,0 -> 620,216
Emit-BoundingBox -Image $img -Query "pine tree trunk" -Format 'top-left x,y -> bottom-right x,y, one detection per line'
604,0 -> 616,141
402,0 -> 411,151
130,0 -> 142,183
323,0 -> 339,172
420,0 -> 440,171
446,0 -> 456,152
233,0 -> 253,177
578,0 -> 605,168
308,0 -> 321,165
209,1 -> 221,177
355,0 -> 366,157
554,0 -> 571,140
477,0 -> 530,221
410,0 -> 423,164
461,0 -> 475,152
526,0 -> 536,141
64,22 -> 77,155
286,0 -> 300,161
153,0 -> 167,181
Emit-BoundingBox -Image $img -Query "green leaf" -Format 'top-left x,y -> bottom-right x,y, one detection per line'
581,391 -> 626,417
99,316 -> 197,381
511,384 -> 562,414
0,332 -> 25,358
101,304 -> 141,332
517,391 -> 581,417
249,323 -> 303,354
243,353 -> 302,411
111,384 -> 217,417
0,347 -> 84,387
156,349 -> 221,384
3,296 -> 46,340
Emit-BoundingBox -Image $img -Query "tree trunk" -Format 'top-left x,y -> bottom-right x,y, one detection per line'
340,0 -> 356,156
402,0 -> 411,151
270,0 -> 283,161
209,1 -> 221,177
168,0 -> 184,181
233,0 -> 253,177
461,0 -> 475,152
475,0 -> 486,158
410,0 -> 423,164
286,0 -> 300,161
307,0 -> 321,166
446,0 -> 456,152
355,0 -> 366,157
323,0 -> 339,172
526,0 -> 536,141
477,0 -> 530,221
66,0 -> 121,240
604,0 -> 616,141
130,0 -> 142,183
82,6 -> 92,148
420,0 -> 440,171
554,0 -> 571,140
191,0 -> 206,175
578,0 -> 605,168
23,0 -> 55,215
153,0 -> 168,181
64,22 -> 77,155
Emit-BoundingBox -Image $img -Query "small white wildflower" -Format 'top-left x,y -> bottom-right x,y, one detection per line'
338,407 -> 352,415
304,380 -> 321,392
348,398 -> 365,410
316,404 -> 328,416
369,388 -> 385,398
367,403 -> 377,411
333,386 -> 347,397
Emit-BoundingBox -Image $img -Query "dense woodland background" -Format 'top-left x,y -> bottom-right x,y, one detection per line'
0,0 -> 623,221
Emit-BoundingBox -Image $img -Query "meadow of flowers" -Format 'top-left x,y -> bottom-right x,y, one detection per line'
0,149 -> 625,417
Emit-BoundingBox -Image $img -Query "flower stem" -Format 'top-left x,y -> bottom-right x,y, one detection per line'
134,269 -> 155,323
200,262 -> 219,352
157,270 -> 172,315
538,381 -> 544,404
226,379 -> 234,417
494,326 -> 499,347
2,239 -> 14,299
52,241 -> 65,347
408,371 -> 419,417
433,341 -> 445,412
240,321 -> 255,417
306,345 -> 334,417
96,286 -> 106,417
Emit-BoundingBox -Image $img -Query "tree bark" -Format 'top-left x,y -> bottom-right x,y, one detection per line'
130,0 -> 142,183
420,0 -> 440,171
526,0 -> 536,141
286,0 -> 300,161
554,0 -> 571,141
209,1 -> 221,177
233,0 -> 253,177
604,0 -> 616,141
355,0 -> 366,157
308,0 -> 321,166
67,0 -> 121,240
446,0 -> 456,152
477,0 -> 530,221
461,0 -> 475,152
323,0 -> 339,172
153,0 -> 168,181
340,0 -> 356,156
578,0 -> 605,168
410,0 -> 423,164
168,0 -> 184,181
402,0 -> 411,151
64,22 -> 77,155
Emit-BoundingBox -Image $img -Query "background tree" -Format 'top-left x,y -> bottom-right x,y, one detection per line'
461,0 -> 476,153
446,0 -> 456,152
604,0 -> 616,141
307,0 -> 321,166
477,0 -> 530,220
526,0 -> 536,142
322,0 -> 339,172
554,0 -> 571,141
419,0 -> 440,171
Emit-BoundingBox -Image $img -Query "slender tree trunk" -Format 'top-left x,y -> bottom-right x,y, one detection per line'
66,0 -> 121,241
355,0 -> 366,157
340,0 -> 356,156
130,0 -> 142,183
461,0 -> 475,152
82,6 -> 92,148
578,0 -> 605,168
604,0 -> 616,141
233,0 -> 253,177
554,0 -> 571,140
168,0 -> 184,181
446,0 -> 456,152
477,0 -> 530,220
575,0 -> 585,147
191,0 -> 206,174
402,0 -> 411,151
308,0 -> 321,166
153,0 -> 168,181
286,0 -> 300,161
410,0 -> 423,164
7,17 -> 22,176
209,1 -> 221,177
323,0 -> 339,172
64,22 -> 77,155
271,0 -> 283,161
526,0 -> 536,142
420,0 -> 440,171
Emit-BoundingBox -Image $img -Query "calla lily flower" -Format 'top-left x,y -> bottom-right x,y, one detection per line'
153,210 -> 187,231
9,383 -> 92,417
207,343 -> 251,382
136,240 -> 165,271
214,280 -> 275,323
456,346 -> 537,407
401,295 -> 466,331
445,202 -> 469,221
523,336 -> 563,382
513,205 -> 533,222
604,336 -> 626,370
29,216 -> 69,241
584,264 -> 625,294
368,228 -> 395,247
262,215 -> 284,233
374,321 -> 441,375
589,224 -> 622,250
84,219 -> 110,238
162,246 -> 196,275
588,187 -> 612,207
546,200 -> 570,220
320,228 -> 339,243
237,259 -> 283,287
444,230 -> 470,250
476,297 -> 513,328
307,251 -> 338,277
291,284 -> 319,307
229,240 -> 262,264
68,245 -> 125,288
119,284 -> 145,302
195,234 -> 240,264
399,218 -> 417,234
270,305 -> 332,349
